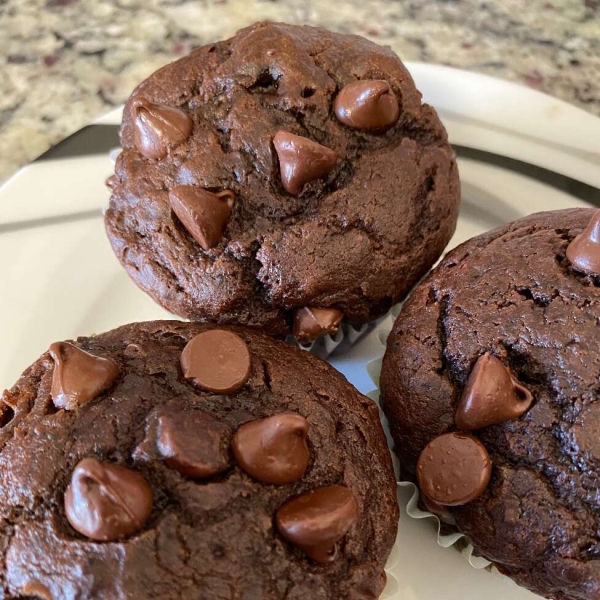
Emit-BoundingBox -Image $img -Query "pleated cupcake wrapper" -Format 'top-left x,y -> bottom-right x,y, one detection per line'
108,147 -> 383,358
380,526 -> 402,599
369,394 -> 403,599
289,320 -> 371,358
366,310 -> 518,584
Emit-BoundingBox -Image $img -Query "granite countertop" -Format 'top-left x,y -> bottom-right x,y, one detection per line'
1,0 -> 599,183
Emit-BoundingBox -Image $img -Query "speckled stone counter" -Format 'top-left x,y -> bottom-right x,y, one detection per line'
1,0 -> 599,183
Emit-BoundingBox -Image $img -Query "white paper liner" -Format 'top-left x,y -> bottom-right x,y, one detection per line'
365,389 -> 403,598
381,528 -> 402,599
108,147 -> 387,358
365,308 -> 521,586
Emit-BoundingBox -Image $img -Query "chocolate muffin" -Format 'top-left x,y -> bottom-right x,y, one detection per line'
0,320 -> 397,599
380,208 -> 600,600
105,21 -> 460,342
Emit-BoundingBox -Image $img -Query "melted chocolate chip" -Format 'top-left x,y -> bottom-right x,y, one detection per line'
334,80 -> 399,131
566,210 -> 600,275
455,353 -> 533,430
232,413 -> 310,484
293,307 -> 344,342
49,342 -> 120,411
417,432 -> 492,507
273,131 -> 339,195
181,330 -> 251,394
169,186 -> 234,251
65,458 -> 153,541
276,485 -> 358,562
158,411 -> 231,478
131,97 -> 193,159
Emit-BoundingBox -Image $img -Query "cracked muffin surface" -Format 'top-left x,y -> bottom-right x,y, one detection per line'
380,208 -> 600,600
105,21 -> 460,337
0,321 -> 397,599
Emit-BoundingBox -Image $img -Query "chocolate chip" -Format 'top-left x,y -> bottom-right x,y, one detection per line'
455,353 -> 533,430
273,131 -> 339,195
276,485 -> 358,562
334,80 -> 400,131
293,307 -> 344,342
181,330 -> 251,394
131,97 -> 193,159
417,432 -> 491,506
158,411 -> 231,478
65,458 -> 153,541
566,210 -> 600,275
232,413 -> 310,484
169,186 -> 234,251
49,342 -> 120,411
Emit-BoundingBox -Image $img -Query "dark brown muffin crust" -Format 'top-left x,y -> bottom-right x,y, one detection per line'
105,22 -> 460,335
381,208 -> 600,600
0,321 -> 397,599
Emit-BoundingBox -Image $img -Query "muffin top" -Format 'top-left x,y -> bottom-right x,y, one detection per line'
0,321 -> 397,600
381,208 -> 600,600
105,21 -> 459,339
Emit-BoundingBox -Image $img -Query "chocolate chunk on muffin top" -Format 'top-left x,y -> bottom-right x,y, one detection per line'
105,21 -> 460,341
380,208 -> 600,600
0,321 -> 397,599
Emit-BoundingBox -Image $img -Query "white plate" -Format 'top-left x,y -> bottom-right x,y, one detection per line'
1,63 -> 599,600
